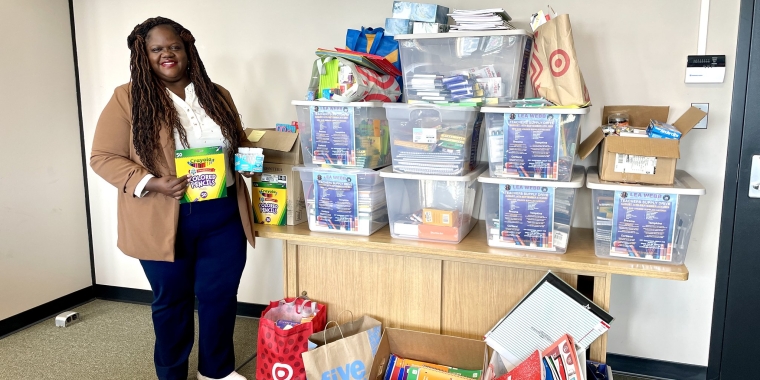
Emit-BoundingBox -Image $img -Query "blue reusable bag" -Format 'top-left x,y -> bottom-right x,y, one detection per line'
346,27 -> 404,96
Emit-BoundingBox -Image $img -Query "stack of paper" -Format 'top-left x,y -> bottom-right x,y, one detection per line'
449,9 -> 516,31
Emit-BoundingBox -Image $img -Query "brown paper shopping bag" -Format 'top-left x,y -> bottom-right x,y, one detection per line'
529,14 -> 591,106
302,314 -> 382,380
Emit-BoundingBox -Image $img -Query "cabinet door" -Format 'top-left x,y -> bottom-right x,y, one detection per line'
294,245 -> 443,333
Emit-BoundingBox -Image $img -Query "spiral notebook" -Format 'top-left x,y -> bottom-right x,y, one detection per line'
484,272 -> 614,370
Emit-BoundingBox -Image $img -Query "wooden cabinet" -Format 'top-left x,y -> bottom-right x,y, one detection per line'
260,222 -> 688,363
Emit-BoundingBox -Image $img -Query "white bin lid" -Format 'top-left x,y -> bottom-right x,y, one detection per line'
383,103 -> 479,112
481,106 -> 590,115
394,29 -> 531,40
478,166 -> 586,188
586,167 -> 706,195
379,164 -> 487,182
291,100 -> 385,108
293,165 -> 384,175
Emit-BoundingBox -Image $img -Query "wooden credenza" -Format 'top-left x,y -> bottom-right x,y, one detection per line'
255,221 -> 689,363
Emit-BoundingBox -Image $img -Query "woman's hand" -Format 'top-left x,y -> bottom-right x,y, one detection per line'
145,175 -> 188,200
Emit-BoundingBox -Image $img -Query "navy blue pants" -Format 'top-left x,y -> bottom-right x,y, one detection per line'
141,185 -> 247,380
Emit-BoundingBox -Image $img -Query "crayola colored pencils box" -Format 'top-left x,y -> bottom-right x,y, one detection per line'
251,163 -> 306,225
175,146 -> 227,203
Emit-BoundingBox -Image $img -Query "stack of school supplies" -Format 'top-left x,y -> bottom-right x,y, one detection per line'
406,74 -> 487,104
449,9 -> 516,31
386,354 -> 482,380
392,122 -> 474,175
485,273 -> 613,374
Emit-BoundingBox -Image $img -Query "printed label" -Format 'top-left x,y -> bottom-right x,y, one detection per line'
610,191 -> 678,261
499,185 -> 555,249
413,128 -> 438,144
174,146 -> 227,203
614,154 -> 657,175
553,231 -> 569,249
503,113 -> 560,179
313,171 -> 359,231
311,106 -> 356,166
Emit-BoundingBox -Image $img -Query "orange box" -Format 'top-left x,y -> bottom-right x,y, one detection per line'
418,225 -> 459,242
422,209 -> 458,227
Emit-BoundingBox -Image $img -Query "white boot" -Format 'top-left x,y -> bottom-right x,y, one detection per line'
197,371 -> 246,380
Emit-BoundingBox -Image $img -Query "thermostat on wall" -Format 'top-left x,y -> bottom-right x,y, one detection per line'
685,55 -> 726,83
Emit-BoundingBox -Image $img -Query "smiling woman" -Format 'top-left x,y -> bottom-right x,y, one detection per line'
89,17 -> 255,380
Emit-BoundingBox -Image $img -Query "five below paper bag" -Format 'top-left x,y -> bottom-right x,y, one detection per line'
530,14 -> 591,107
175,146 -> 227,203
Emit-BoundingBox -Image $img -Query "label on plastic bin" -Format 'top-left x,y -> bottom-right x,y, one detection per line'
413,128 -> 437,144
610,191 -> 678,262
498,184 -> 555,250
503,113 -> 560,179
310,106 -> 356,166
313,171 -> 359,231
553,231 -> 568,249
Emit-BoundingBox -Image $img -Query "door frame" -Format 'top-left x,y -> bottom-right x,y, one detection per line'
708,0 -> 755,378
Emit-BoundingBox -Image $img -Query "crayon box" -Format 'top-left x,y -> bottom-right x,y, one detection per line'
174,146 -> 227,204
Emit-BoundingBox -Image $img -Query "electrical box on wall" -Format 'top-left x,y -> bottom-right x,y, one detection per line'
685,55 -> 726,83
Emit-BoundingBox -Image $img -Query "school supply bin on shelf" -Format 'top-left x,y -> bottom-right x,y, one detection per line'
379,164 -> 487,243
482,107 -> 589,182
293,166 -> 388,236
479,166 -> 585,254
586,167 -> 705,265
292,101 -> 391,169
383,103 -> 483,176
394,30 -> 532,104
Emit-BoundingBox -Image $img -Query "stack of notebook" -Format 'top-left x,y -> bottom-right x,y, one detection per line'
449,8 -> 516,31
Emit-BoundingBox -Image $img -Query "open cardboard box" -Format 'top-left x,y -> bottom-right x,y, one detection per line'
245,128 -> 305,225
368,328 -> 487,380
578,106 -> 706,185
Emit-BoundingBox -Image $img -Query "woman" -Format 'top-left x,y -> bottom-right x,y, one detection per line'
90,17 -> 254,380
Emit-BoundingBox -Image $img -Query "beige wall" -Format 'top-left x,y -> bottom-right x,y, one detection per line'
0,0 -> 92,320
73,0 -> 740,365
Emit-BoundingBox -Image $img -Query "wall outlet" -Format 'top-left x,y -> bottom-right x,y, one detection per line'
691,103 -> 709,129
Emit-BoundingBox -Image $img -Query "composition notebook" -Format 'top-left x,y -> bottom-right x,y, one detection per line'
484,272 -> 614,369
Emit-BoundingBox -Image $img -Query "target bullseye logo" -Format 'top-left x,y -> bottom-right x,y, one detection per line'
549,49 -> 571,77
272,363 -> 293,380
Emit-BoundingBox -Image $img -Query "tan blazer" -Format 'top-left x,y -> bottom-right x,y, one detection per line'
90,83 -> 255,262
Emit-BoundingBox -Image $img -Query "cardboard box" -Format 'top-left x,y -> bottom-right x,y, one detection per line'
245,128 -> 302,165
578,106 -> 706,185
368,328 -> 487,380
245,128 -> 305,225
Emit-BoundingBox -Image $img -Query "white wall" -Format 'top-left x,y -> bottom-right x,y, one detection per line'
73,0 -> 740,365
0,0 -> 92,320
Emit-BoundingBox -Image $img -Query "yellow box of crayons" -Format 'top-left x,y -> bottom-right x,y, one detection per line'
175,146 -> 227,203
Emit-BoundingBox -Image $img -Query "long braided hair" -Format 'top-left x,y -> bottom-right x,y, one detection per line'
126,17 -> 240,175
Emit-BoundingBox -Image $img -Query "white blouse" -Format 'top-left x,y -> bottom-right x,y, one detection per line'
134,82 -> 234,197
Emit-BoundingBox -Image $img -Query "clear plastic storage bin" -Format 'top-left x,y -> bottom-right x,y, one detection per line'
394,30 -> 532,104
293,166 -> 388,236
479,166 -> 585,254
482,107 -> 589,182
292,101 -> 391,169
383,103 -> 483,176
586,167 -> 705,265
379,164 -> 487,243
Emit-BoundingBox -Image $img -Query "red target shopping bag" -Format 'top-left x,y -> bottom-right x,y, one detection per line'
257,297 -> 327,380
